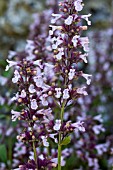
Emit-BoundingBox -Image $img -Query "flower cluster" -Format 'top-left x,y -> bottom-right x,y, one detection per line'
1,0 -> 113,169
49,2 -> 92,117
6,58 -> 56,169
48,0 -> 92,169
5,0 -> 93,169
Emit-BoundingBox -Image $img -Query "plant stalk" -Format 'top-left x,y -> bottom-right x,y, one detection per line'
33,141 -> 38,170
58,102 -> 65,170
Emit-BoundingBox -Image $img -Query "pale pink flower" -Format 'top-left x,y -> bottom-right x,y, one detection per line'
77,87 -> 88,96
29,84 -> 36,93
82,73 -> 92,85
94,115 -> 103,123
41,136 -> 49,147
92,125 -> 105,135
31,99 -> 38,110
51,157 -> 66,166
12,70 -> 21,83
34,76 -> 44,88
0,76 -> 8,85
11,110 -> 21,121
74,0 -> 83,12
40,94 -> 48,106
53,120 -> 61,131
72,35 -> 80,47
8,51 -> 17,59
79,53 -> 88,63
63,89 -> 70,99
72,121 -> 85,132
55,88 -> 62,98
51,13 -> 62,24
49,25 -> 62,35
80,37 -> 89,52
81,14 -> 92,25
5,59 -> 17,71
20,90 -> 26,98
65,15 -> 73,25
68,69 -> 75,80
56,48 -> 64,60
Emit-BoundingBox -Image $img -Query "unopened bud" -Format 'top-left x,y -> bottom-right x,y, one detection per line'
19,165 -> 23,168
33,115 -> 38,121
71,29 -> 74,33
59,2 -> 62,6
52,82 -> 55,86
52,163 -> 57,167
21,111 -> 24,115
70,128 -> 73,131
24,61 -> 27,65
76,28 -> 80,32
64,8 -> 67,12
26,67 -> 31,73
20,136 -> 24,141
17,135 -> 20,140
20,71 -> 23,75
33,70 -> 37,75
82,3 -> 84,7
65,70 -> 68,73
18,98 -> 22,103
32,135 -> 35,139
18,117 -> 21,120
57,26 -> 62,31
81,26 -> 88,30
54,49 -> 58,54
48,91 -> 52,96
30,132 -> 33,135
34,50 -> 39,54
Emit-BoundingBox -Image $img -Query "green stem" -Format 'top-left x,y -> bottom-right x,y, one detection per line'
8,138 -> 12,169
58,102 -> 65,170
33,141 -> 38,170
58,142 -> 61,170
61,102 -> 65,123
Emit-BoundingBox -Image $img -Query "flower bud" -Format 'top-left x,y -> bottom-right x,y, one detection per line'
18,98 -> 22,103
23,61 -> 27,65
32,70 -> 37,75
33,115 -> 38,121
59,2 -> 62,6
32,135 -> 35,139
17,135 -> 20,140
19,165 -> 23,168
26,67 -> 31,73
81,26 -> 88,30
63,8 -> 67,12
48,91 -> 52,96
34,50 -> 39,54
30,132 -> 33,135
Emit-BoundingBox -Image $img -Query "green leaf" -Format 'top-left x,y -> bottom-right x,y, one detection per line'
0,114 -> 6,119
61,136 -> 71,146
0,144 -> 7,162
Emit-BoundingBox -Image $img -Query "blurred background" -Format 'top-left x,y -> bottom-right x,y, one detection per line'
0,0 -> 113,169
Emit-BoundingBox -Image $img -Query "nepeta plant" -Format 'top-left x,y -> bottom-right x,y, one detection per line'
5,0 -> 92,169
49,0 -> 92,169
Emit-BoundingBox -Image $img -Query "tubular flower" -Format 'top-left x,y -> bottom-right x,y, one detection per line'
48,0 -> 92,168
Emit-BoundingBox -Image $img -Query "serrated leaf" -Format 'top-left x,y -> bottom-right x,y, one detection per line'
0,144 -> 7,162
61,136 -> 71,146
